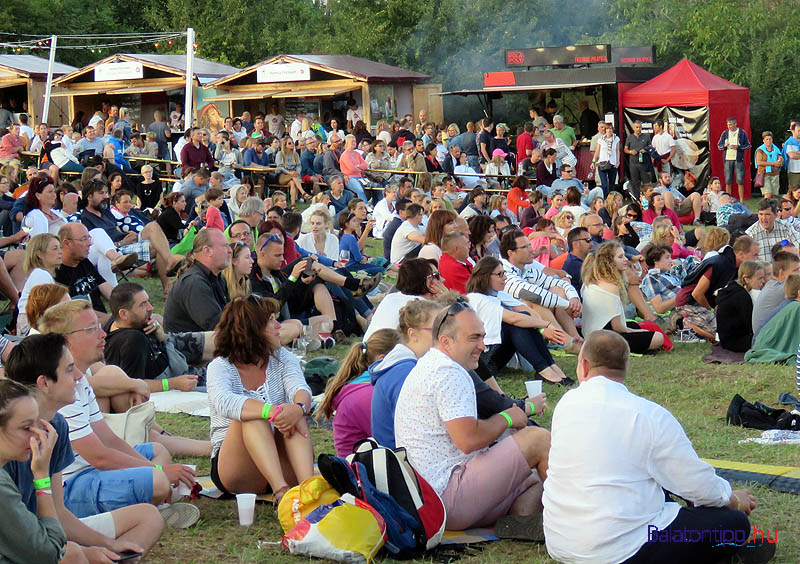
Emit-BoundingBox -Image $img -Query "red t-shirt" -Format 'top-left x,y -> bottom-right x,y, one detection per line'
516,132 -> 535,161
439,253 -> 473,294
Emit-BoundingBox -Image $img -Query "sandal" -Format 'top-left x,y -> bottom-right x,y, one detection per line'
111,253 -> 139,273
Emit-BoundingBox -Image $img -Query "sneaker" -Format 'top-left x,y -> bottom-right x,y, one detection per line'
674,328 -> 703,343
159,502 -> 200,529
494,514 -> 545,542
318,334 -> 336,349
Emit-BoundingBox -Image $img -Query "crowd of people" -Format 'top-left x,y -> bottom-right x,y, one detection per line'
0,96 -> 792,564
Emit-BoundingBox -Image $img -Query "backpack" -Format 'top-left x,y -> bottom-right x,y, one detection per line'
347,439 -> 446,553
304,356 -> 340,396
318,454 -> 420,558
726,394 -> 800,431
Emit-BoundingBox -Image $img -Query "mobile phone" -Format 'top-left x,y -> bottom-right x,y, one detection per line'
302,257 -> 315,277
113,551 -> 142,562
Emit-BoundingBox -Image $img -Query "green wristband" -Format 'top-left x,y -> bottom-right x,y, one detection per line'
499,412 -> 513,428
261,403 -> 273,420
162,378 -> 169,392
33,477 -> 51,490
526,401 -> 536,415
288,275 -> 298,283
154,465 -> 163,471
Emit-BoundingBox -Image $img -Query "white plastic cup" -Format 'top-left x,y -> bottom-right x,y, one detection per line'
236,493 -> 257,526
525,380 -> 542,398
173,464 -> 196,497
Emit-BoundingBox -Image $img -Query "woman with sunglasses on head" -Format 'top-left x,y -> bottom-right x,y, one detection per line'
207,296 -> 314,505
466,256 -> 572,385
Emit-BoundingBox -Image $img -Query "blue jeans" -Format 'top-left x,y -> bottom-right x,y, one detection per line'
537,184 -> 565,198
326,282 -> 372,317
345,178 -> 368,201
599,167 -> 618,197
477,319 -> 555,379
344,262 -> 385,276
60,161 -> 84,174
581,186 -> 605,208
64,443 -> 156,518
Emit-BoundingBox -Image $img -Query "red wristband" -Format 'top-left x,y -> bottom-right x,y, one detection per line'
268,404 -> 283,422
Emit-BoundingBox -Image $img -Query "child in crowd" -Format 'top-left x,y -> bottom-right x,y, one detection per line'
317,329 -> 401,456
639,243 -> 681,314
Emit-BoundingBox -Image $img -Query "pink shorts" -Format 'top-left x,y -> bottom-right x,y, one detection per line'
439,434 -> 539,530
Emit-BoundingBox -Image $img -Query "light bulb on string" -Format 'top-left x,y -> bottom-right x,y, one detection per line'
168,40 -> 173,46
154,42 -> 159,48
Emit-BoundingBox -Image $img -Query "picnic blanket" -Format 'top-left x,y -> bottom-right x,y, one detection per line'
744,301 -> 800,364
150,390 -> 209,417
703,458 -> 800,494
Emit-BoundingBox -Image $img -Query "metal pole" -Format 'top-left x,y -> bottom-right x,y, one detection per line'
42,34 -> 57,124
184,27 -> 194,130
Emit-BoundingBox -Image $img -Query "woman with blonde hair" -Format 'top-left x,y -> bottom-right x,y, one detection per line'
553,210 -> 575,236
317,329 -> 401,456
714,260 -> 766,352
581,241 -> 664,353
222,242 -> 253,300
598,191 -> 622,227
375,120 -> 392,146
488,194 -> 516,224
274,137 -> 310,205
17,234 -> 62,335
297,207 -> 339,259
369,299 -> 442,448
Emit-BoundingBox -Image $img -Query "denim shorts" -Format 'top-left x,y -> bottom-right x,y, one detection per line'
64,442 -> 156,518
724,160 -> 745,184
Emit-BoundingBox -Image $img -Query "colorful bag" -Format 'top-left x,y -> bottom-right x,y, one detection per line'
348,439 -> 446,552
282,493 -> 386,563
278,475 -> 341,533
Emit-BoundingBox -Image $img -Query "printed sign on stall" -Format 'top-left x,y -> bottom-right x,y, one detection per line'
94,61 -> 144,82
257,63 -> 311,83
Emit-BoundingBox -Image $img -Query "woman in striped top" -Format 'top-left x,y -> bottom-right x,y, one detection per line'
207,297 -> 313,504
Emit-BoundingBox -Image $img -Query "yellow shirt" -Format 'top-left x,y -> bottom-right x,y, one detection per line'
726,129 -> 739,161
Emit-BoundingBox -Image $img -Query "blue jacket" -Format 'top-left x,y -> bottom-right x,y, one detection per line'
300,149 -> 316,177
717,128 -> 750,163
369,344 -> 417,449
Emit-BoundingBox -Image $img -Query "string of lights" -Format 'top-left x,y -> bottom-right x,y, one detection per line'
0,32 -> 192,54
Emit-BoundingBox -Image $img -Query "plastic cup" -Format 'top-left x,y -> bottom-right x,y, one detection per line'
236,493 -> 256,526
173,464 -> 196,497
525,380 -> 542,398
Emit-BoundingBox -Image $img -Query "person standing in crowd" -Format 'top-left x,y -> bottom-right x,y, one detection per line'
544,330 -> 769,564
551,115 -> 577,152
651,119 -> 676,175
624,120 -> 652,199
577,101 -> 599,139
265,103 -> 285,138
591,122 -> 621,197
755,131 -> 783,200
717,117 -> 750,203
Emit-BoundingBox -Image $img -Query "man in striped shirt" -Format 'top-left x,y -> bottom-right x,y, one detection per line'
40,300 -> 198,523
499,229 -> 583,348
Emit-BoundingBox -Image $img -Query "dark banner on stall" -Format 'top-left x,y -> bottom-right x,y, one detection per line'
623,106 -> 710,188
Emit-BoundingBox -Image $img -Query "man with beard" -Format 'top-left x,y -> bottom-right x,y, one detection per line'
104,282 -> 214,391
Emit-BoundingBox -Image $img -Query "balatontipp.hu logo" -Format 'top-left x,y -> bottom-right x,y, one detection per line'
647,525 -> 777,546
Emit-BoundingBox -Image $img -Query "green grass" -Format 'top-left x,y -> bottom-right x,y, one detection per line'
134,202 -> 800,562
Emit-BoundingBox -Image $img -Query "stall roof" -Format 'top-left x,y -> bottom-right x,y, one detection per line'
0,55 -> 76,79
207,54 -> 430,88
438,65 -> 661,96
54,53 -> 239,86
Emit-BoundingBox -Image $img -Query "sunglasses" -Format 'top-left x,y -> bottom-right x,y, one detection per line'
433,298 -> 471,340
427,271 -> 442,280
626,213 -> 637,218
259,233 -> 283,251
780,239 -> 791,247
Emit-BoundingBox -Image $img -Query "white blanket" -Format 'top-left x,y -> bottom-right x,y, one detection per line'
150,390 -> 209,417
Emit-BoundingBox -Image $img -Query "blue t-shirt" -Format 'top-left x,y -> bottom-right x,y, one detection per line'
300,149 -> 316,177
550,177 -> 583,195
563,253 -> 584,297
328,190 -> 353,216
339,233 -> 363,265
3,413 -> 74,513
243,147 -> 270,167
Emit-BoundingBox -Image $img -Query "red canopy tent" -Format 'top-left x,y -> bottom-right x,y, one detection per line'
622,59 -> 751,197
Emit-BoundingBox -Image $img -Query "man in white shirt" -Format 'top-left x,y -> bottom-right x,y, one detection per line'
289,110 -> 305,142
372,184 -> 398,239
544,331 -> 770,564
40,300 -> 198,521
265,102 -> 285,138
651,119 -> 676,175
500,229 -> 582,347
395,301 -> 550,534
390,203 -> 426,264
346,99 -> 363,131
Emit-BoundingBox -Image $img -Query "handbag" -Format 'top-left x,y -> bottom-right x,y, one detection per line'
597,161 -> 613,171
754,172 -> 765,189
103,401 -> 156,446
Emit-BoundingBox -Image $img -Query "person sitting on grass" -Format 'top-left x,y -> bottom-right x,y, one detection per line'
639,243 -> 680,315
544,330 -> 769,564
747,273 -> 800,365
317,329 -> 401,456
207,297 -> 314,504
581,242 -> 664,353
394,300 -> 551,535
752,251 -> 800,336
674,231 -> 755,342
4,335 -> 165,562
466,256 -> 571,385
715,261 -> 766,353
104,282 -> 215,394
39,300 -> 199,524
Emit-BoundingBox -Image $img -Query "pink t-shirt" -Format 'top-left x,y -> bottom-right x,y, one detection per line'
340,149 -> 368,178
205,205 -> 224,231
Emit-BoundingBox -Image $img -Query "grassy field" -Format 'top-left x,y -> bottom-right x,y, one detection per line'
136,277 -> 800,563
